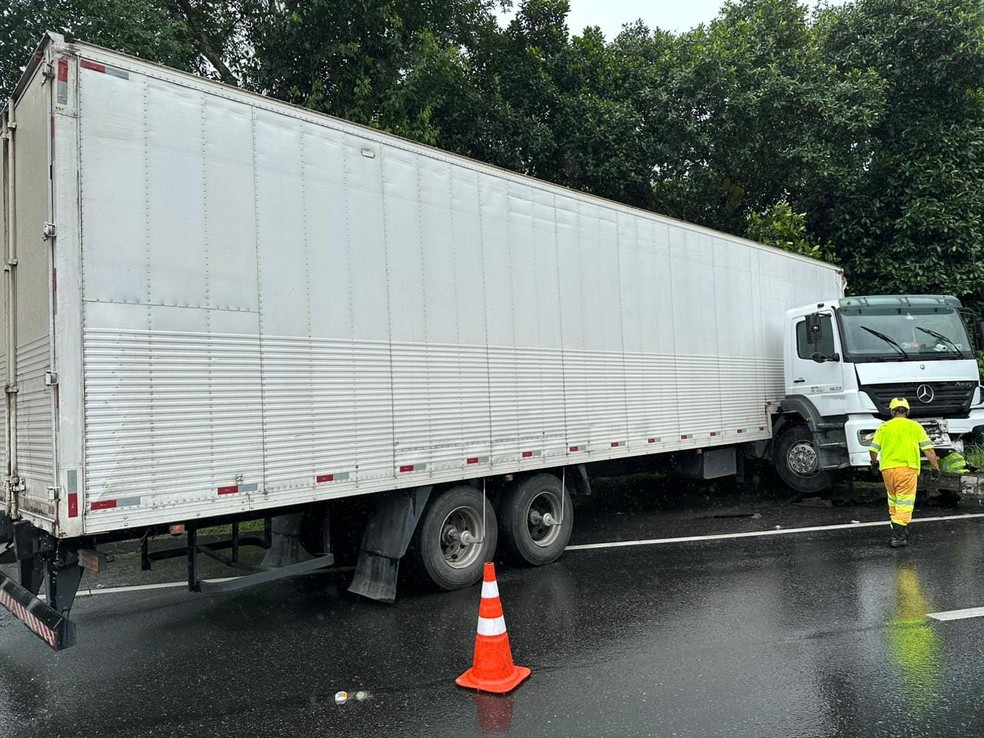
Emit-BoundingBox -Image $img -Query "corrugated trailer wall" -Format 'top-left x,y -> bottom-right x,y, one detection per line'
61,43 -> 842,535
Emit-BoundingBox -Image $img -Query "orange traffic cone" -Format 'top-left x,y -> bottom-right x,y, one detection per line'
456,562 -> 531,694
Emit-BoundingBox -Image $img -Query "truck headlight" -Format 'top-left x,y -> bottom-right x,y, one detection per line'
858,430 -> 876,447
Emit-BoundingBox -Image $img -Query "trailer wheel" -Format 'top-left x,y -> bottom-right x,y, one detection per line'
774,425 -> 832,494
499,474 -> 573,566
411,485 -> 497,591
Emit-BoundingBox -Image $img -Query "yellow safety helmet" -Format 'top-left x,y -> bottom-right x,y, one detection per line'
889,397 -> 910,411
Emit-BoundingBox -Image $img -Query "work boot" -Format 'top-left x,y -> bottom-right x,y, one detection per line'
890,522 -> 908,548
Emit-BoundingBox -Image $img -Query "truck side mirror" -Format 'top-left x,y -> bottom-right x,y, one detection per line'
805,313 -> 823,346
811,351 -> 841,364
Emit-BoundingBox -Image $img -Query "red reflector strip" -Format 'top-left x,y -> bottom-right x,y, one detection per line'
0,589 -> 57,649
569,446 -> 579,452
90,500 -> 117,511
467,458 -> 479,465
80,59 -> 106,73
648,438 -> 656,444
57,58 -> 69,82
400,465 -> 414,473
710,432 -> 719,437
611,442 -> 620,448
68,493 -> 78,518
316,474 -> 334,483
522,451 -> 533,459
217,485 -> 239,495
759,427 -> 766,431
681,434 -> 690,440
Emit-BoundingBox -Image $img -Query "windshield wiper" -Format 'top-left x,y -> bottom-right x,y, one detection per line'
916,326 -> 962,356
860,325 -> 910,359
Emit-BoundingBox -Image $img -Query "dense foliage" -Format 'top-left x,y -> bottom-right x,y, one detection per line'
2,0 -> 982,310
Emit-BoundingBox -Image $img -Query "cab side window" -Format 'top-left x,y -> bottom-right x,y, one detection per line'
796,315 -> 835,359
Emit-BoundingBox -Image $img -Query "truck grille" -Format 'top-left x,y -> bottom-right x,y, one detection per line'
861,382 -> 977,419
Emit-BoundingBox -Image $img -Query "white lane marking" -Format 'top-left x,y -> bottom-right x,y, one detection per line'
928,607 -> 984,622
565,513 -> 984,551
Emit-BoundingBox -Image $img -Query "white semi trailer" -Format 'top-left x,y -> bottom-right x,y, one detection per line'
2,35 -> 983,650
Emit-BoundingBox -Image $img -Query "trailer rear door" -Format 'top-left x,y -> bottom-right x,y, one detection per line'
2,51 -> 58,529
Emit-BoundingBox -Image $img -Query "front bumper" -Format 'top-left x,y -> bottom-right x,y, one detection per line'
845,413 -> 978,468
943,408 -> 984,436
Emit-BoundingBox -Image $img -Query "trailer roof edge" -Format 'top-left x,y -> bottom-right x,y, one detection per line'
5,32 -> 64,107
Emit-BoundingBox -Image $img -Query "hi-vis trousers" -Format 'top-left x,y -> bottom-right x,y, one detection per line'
882,467 -> 918,526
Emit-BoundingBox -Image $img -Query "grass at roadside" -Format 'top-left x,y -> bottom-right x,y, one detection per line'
964,444 -> 984,469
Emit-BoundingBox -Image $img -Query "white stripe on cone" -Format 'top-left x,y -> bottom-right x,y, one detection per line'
477,615 -> 507,637
481,580 -> 499,599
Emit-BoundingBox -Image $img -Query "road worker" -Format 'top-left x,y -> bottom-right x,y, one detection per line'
869,397 -> 940,548
940,450 -> 969,474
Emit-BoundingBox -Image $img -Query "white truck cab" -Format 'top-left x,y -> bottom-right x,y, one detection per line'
774,295 -> 984,492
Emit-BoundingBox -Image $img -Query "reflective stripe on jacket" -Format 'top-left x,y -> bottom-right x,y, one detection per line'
941,452 -> 969,474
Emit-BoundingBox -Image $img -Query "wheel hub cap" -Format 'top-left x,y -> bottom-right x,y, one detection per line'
441,507 -> 483,569
788,440 -> 819,476
527,491 -> 562,548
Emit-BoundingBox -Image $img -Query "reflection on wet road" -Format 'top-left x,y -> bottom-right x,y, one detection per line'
3,494 -> 984,737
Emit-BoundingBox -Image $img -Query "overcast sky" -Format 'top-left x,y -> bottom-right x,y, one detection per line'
513,0 -> 852,38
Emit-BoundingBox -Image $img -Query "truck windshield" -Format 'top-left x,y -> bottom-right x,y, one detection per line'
838,305 -> 972,361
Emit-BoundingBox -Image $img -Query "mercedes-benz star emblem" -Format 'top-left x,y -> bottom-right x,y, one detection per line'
916,384 -> 935,404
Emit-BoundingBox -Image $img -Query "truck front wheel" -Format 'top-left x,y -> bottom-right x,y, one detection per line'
499,474 -> 573,566
774,425 -> 832,494
410,485 -> 497,590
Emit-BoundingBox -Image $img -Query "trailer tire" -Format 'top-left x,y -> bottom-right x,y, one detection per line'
499,474 -> 573,566
774,425 -> 832,494
410,486 -> 497,591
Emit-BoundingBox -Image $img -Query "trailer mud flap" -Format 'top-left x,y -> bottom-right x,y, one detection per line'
0,569 -> 76,650
348,486 -> 431,603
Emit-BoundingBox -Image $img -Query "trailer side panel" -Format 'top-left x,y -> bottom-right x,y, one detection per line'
57,41 -> 844,535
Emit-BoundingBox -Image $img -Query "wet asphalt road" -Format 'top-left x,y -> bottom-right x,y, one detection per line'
4,481 -> 984,738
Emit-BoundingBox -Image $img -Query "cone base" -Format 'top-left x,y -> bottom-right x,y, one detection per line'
456,665 -> 531,694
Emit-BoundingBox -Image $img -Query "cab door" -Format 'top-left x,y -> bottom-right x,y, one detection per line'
786,312 -> 845,401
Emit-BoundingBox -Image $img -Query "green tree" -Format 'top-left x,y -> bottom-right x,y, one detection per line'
647,0 -> 884,240
436,1 -> 674,209
237,0 -> 497,144
813,0 -> 984,309
746,201 -> 827,259
437,0 -> 572,175
0,0 -> 205,99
